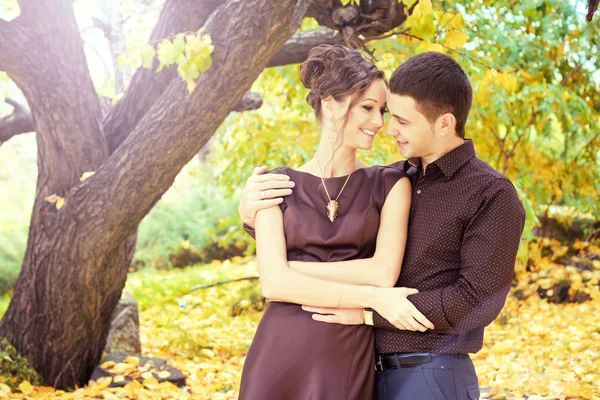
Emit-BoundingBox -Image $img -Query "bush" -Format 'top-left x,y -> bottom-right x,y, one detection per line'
0,338 -> 43,390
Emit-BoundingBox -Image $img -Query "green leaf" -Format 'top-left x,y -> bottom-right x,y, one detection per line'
157,39 -> 177,67
139,44 -> 156,69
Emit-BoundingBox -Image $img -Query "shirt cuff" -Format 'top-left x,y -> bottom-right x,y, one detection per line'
407,290 -> 453,332
373,311 -> 396,330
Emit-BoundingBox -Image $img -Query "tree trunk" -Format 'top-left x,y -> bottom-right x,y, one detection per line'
0,0 -> 303,389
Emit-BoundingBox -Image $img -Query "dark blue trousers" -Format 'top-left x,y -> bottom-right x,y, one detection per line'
375,354 -> 480,400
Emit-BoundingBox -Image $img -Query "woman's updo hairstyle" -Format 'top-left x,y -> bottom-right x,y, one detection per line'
299,44 -> 385,122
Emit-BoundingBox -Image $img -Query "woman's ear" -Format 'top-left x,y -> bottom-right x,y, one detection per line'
322,96 -> 335,121
335,97 -> 351,121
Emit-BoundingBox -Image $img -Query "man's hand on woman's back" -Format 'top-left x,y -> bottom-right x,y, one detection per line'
238,166 -> 296,228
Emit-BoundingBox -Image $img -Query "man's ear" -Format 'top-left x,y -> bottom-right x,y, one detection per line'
437,112 -> 456,137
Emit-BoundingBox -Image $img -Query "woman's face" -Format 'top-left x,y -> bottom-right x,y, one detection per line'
336,79 -> 388,151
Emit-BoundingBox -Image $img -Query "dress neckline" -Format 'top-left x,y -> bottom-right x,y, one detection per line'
285,165 -> 374,180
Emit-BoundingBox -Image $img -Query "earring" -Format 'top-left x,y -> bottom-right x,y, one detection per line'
327,118 -> 337,142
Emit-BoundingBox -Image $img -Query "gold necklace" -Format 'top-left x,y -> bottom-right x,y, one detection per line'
316,159 -> 358,222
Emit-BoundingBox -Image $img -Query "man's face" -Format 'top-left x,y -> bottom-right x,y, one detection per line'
385,93 -> 437,160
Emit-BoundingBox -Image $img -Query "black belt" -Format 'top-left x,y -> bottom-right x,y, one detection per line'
375,353 -> 447,371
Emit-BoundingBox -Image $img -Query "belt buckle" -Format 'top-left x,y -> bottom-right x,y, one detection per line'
376,356 -> 384,371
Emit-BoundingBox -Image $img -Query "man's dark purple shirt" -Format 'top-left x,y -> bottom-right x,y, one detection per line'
375,139 -> 525,354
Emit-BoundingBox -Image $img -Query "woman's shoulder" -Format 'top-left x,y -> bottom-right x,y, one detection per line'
365,164 -> 408,179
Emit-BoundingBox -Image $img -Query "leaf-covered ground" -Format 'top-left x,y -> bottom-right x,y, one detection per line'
1,243 -> 600,399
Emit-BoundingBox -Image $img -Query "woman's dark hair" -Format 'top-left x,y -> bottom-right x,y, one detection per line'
389,52 -> 472,138
299,44 -> 385,122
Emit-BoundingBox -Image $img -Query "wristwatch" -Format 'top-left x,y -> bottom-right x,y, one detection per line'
362,308 -> 374,326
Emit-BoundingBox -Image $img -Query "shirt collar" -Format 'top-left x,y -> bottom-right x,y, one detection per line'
404,139 -> 476,178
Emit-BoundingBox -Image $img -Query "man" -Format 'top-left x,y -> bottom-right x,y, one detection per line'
238,52 -> 526,399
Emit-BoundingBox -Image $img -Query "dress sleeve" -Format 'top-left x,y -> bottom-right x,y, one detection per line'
380,166 -> 410,204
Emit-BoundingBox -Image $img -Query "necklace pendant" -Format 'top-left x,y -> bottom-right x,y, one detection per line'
326,200 -> 340,222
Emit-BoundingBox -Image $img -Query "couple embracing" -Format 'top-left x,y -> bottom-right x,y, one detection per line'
236,45 -> 525,400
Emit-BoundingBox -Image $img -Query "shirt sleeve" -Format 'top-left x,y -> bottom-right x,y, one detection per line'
242,167 -> 288,241
374,178 -> 526,333
243,224 -> 256,240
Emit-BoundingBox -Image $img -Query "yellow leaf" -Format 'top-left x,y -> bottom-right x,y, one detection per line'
18,381 -> 33,395
141,372 -> 154,380
415,41 -> 444,54
111,92 -> 124,106
409,0 -> 435,39
499,72 -> 517,93
44,194 -> 60,203
0,384 -> 10,394
95,376 -> 113,388
124,356 -> 140,366
416,0 -> 432,14
100,361 -> 116,369
56,197 -> 65,210
157,370 -> 171,379
142,377 -> 160,390
80,171 -> 95,182
340,0 -> 351,5
113,375 -> 125,383
519,69 -> 534,83
450,12 -> 465,30
444,31 -> 467,49
187,79 -> 196,93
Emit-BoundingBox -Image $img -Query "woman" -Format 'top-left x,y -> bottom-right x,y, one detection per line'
239,45 -> 412,400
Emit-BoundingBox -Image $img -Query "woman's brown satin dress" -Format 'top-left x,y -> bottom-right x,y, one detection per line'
239,165 -> 407,400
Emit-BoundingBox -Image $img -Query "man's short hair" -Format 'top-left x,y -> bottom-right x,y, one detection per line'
389,52 -> 473,138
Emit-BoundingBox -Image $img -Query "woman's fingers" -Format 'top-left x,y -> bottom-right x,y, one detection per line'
254,188 -> 293,201
412,309 -> 435,330
301,305 -> 334,313
392,319 -> 413,331
256,180 -> 296,191
252,166 -> 268,176
312,313 -> 341,324
251,173 -> 293,183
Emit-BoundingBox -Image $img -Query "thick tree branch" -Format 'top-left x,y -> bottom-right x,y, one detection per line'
0,95 -> 113,144
74,0 -> 302,250
0,98 -> 32,142
234,92 -> 263,112
267,27 -> 343,67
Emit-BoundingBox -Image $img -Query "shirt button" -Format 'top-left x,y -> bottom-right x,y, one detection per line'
417,190 -> 422,194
